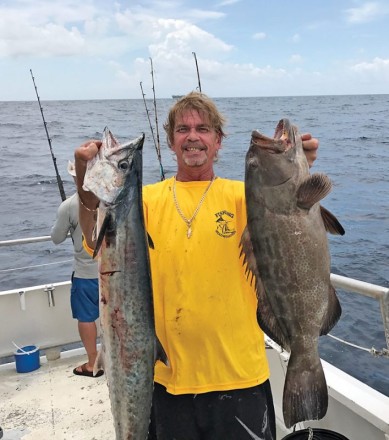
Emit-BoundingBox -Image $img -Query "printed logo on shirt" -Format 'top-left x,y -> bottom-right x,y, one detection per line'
215,210 -> 236,238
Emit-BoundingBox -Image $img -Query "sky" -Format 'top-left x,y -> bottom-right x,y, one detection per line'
1,0 -> 389,101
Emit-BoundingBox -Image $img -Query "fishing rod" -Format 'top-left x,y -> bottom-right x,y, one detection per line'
192,52 -> 202,92
149,58 -> 165,181
140,81 -> 165,181
30,69 -> 67,202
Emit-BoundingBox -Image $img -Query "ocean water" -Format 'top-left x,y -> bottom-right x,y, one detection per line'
0,95 -> 388,396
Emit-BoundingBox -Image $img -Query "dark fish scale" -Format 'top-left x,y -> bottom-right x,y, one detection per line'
243,119 -> 344,428
85,129 -> 156,439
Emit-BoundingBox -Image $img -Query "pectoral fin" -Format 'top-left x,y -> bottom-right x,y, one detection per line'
93,212 -> 113,259
297,173 -> 332,209
147,232 -> 155,249
156,338 -> 169,367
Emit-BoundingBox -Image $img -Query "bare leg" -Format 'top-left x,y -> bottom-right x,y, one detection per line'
78,321 -> 97,372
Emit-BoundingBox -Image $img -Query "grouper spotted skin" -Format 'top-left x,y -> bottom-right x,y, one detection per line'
83,128 -> 163,439
242,119 -> 345,428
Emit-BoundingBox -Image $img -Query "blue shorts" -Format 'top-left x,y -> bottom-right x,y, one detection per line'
70,275 -> 99,322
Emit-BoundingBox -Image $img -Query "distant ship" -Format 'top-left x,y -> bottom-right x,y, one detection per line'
172,95 -> 184,99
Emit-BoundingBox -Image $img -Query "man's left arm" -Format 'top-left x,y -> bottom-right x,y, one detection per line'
51,201 -> 70,245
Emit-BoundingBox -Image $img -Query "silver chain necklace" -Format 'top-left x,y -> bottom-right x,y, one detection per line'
172,175 -> 217,238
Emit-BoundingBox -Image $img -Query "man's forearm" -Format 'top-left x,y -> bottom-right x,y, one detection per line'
75,155 -> 99,250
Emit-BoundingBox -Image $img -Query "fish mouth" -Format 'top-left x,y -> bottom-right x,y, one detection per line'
251,119 -> 296,154
274,118 -> 296,150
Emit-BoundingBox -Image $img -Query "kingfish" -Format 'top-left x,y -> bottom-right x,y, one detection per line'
241,119 -> 345,428
83,128 -> 163,439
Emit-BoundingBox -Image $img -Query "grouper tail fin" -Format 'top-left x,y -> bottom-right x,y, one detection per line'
283,351 -> 328,428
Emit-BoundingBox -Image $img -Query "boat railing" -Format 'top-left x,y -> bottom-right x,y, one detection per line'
1,236 -> 388,354
330,274 -> 389,356
0,234 -> 73,276
0,234 -> 69,247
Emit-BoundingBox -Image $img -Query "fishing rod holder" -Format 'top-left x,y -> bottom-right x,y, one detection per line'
44,285 -> 56,307
19,291 -> 26,311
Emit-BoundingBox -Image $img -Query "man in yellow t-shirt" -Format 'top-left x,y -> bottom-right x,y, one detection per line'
143,177 -> 270,395
75,92 -> 319,439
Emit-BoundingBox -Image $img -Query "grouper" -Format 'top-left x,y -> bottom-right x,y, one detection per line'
83,128 -> 165,439
241,119 -> 345,428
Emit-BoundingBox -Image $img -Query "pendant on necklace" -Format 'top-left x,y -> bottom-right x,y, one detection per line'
187,226 -> 192,239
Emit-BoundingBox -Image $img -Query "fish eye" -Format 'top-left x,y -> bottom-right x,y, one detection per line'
247,154 -> 259,169
118,159 -> 130,171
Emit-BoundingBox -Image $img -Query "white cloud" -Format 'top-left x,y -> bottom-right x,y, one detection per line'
0,23 -> 86,57
351,57 -> 389,73
0,1 -> 229,59
345,2 -> 388,23
148,21 -> 233,59
0,0 -> 112,57
216,0 -> 241,6
185,9 -> 225,20
57,6 -> 234,97
289,54 -> 303,64
253,32 -> 266,40
84,17 -> 110,36
0,0 -> 97,27
0,0 -> 388,99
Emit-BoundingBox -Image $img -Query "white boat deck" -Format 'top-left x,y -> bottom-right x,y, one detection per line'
1,236 -> 389,439
1,347 -> 389,439
0,351 -> 292,440
0,348 -> 115,440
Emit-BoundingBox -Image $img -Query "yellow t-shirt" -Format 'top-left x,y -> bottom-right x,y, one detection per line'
143,177 -> 269,394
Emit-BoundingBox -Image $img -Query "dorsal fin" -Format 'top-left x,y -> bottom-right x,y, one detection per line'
239,226 -> 258,285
